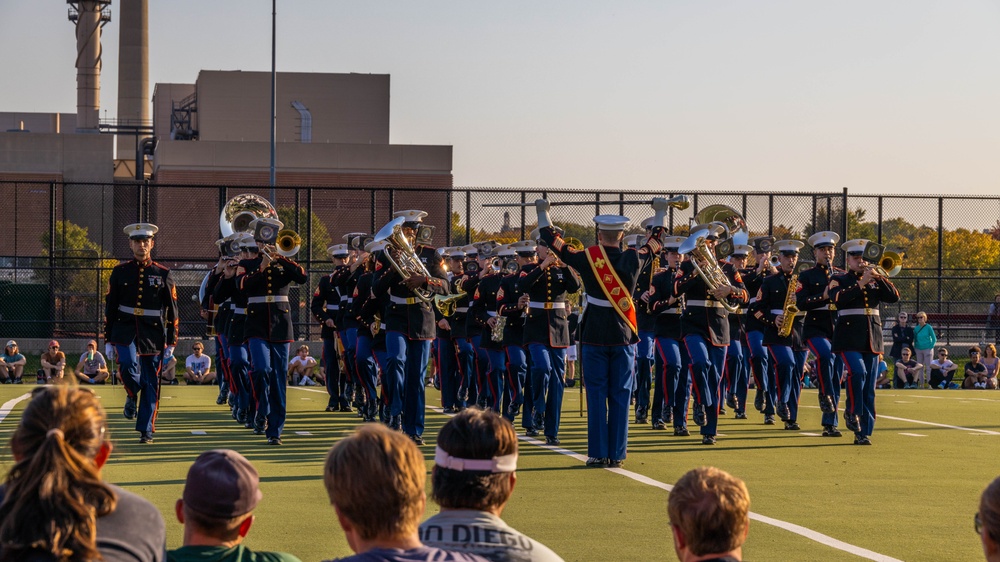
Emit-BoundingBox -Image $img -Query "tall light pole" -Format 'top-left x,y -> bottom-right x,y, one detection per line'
269,0 -> 277,204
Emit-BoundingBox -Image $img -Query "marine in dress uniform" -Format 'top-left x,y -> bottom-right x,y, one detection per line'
239,217 -> 308,445
340,232 -> 369,411
498,241 -> 537,430
542,215 -> 654,467
631,221 -> 659,425
797,231 -> 847,437
750,240 -> 808,431
724,245 -> 752,419
742,236 -> 778,423
311,244 -> 350,411
372,210 -> 449,445
350,242 -> 382,422
461,244 -> 493,408
675,223 -> 748,445
471,244 -> 510,414
830,239 -> 900,445
517,231 -> 580,445
445,248 -> 473,410
647,236 -> 691,435
200,243 -> 233,406
213,233 -> 259,428
104,223 -> 179,444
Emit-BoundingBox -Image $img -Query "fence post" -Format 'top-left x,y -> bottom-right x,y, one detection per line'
370,189 -> 377,236
937,197 -> 944,307
520,191 -> 526,241
877,196 -> 883,244
465,191 -> 471,245
445,189 -> 453,245
49,182 -> 57,340
767,194 -> 774,236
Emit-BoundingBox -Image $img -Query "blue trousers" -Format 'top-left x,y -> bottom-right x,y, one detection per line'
247,338 -> 289,439
582,344 -> 635,461
486,348 -> 507,412
725,339 -> 748,415
528,343 -> 566,437
472,335 -> 490,406
434,337 -> 459,410
386,331 -> 431,437
841,351 -> 879,438
355,334 -> 379,417
115,342 -> 161,436
215,334 -> 230,396
768,345 -> 805,422
455,337 -> 475,405
339,329 -> 358,402
684,335 -> 727,436
746,330 -> 772,414
228,343 -> 253,417
635,330 -> 655,417
656,336 -> 690,428
505,344 -> 529,424
808,336 -> 843,427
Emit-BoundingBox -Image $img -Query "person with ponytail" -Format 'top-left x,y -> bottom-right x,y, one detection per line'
0,386 -> 166,561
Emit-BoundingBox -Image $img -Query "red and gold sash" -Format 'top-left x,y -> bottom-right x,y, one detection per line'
586,245 -> 637,335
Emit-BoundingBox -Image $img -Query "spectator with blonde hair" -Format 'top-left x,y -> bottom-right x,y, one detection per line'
667,466 -> 750,562
0,386 -> 165,561
983,344 -> 999,389
420,409 -> 563,561
912,312 -> 937,388
978,475 -> 1000,562
322,424 -> 487,562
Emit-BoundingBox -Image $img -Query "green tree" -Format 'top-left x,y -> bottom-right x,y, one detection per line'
35,221 -> 117,333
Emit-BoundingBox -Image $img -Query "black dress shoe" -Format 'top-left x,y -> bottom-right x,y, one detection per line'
692,404 -> 707,427
701,435 -> 717,445
853,436 -> 872,445
726,394 -> 737,410
819,394 -> 836,414
545,436 -> 561,446
267,437 -> 282,445
784,421 -> 800,431
339,405 -> 353,413
652,420 -> 666,430
525,428 -> 539,437
776,403 -> 790,422
674,427 -> 690,437
139,434 -> 153,444
844,413 -> 860,433
664,412 -> 672,425
253,426 -> 265,435
123,396 -> 137,420
754,392 -> 764,412
409,434 -> 425,446
216,391 -> 227,405
718,406 -> 727,416
763,415 -> 775,425
586,457 -> 607,467
635,416 -> 648,424
822,425 -> 843,437
607,459 -> 624,468
735,412 -> 748,420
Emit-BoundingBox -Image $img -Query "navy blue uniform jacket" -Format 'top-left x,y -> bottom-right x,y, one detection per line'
105,259 -> 179,355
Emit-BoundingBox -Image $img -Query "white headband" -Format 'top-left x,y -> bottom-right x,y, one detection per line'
434,446 -> 518,473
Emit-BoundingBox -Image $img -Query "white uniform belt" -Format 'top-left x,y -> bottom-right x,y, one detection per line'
233,308 -> 246,315
326,304 -> 339,311
771,309 -> 804,317
390,295 -> 420,305
119,305 -> 160,317
587,295 -> 612,307
839,308 -> 880,316
687,300 -> 726,309
345,297 -> 354,303
748,297 -> 758,304
247,295 -> 289,304
455,307 -> 469,313
529,301 -> 566,309
487,311 -> 498,317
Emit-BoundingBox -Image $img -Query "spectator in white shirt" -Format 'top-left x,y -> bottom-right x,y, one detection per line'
288,345 -> 321,386
184,343 -> 214,385
928,348 -> 958,389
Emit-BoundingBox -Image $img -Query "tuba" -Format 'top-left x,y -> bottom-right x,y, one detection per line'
372,216 -> 436,303
677,205 -> 748,314
220,193 -> 279,238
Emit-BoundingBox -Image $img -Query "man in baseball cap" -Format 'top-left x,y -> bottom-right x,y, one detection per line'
170,449 -> 300,561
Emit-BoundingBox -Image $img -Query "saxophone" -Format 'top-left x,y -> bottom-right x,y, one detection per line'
491,316 -> 507,342
777,262 -> 811,338
646,253 -> 660,314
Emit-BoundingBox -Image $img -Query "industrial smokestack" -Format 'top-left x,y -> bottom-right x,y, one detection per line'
116,0 -> 149,156
68,1 -> 111,133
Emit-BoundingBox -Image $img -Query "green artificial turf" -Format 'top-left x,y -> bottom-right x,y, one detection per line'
0,383 -> 996,561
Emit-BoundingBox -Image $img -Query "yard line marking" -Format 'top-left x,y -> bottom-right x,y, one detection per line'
288,387 -> 328,394
428,406 -> 903,562
802,405 -> 1000,435
899,433 -> 926,437
191,430 -> 207,435
800,432 -> 821,436
295,431 -> 313,436
0,393 -> 32,424
879,393 -> 1000,402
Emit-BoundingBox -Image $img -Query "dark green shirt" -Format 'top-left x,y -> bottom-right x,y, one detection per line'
168,545 -> 302,562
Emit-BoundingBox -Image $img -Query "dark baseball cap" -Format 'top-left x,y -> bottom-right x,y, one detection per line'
183,449 -> 263,518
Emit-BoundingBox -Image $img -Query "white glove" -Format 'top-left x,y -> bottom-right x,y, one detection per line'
164,346 -> 175,359
105,343 -> 115,358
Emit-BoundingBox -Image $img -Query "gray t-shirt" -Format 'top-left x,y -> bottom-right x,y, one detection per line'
79,352 -> 108,375
419,510 -> 563,562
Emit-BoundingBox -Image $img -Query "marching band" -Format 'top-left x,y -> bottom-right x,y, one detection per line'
110,193 -> 903,457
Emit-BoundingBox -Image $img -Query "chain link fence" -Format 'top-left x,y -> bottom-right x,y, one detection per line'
2,181 -> 999,346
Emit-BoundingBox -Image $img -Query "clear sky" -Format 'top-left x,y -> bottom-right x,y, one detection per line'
3,1 -> 1000,195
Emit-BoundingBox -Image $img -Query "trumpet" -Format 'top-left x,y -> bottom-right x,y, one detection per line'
434,290 -> 467,317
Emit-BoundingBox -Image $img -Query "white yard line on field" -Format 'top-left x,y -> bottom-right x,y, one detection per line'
429,405 -> 904,562
0,393 -> 32,424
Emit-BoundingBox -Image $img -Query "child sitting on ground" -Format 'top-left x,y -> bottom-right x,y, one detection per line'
288,345 -> 322,386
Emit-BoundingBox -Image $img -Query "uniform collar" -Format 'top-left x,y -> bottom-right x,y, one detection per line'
134,258 -> 152,268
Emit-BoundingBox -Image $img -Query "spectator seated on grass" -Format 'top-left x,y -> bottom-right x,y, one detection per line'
963,346 -> 995,390
322,424 -> 488,562
895,347 -> 923,389
420,409 -> 564,562
75,339 -> 110,385
39,340 -> 67,383
0,386 -> 166,561
168,449 -> 301,562
668,466 -> 750,562
929,348 -> 959,389
874,359 -> 890,389
981,475 -> 1000,562
183,342 -> 215,385
161,352 -> 179,385
289,345 -> 321,386
0,340 -> 26,384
